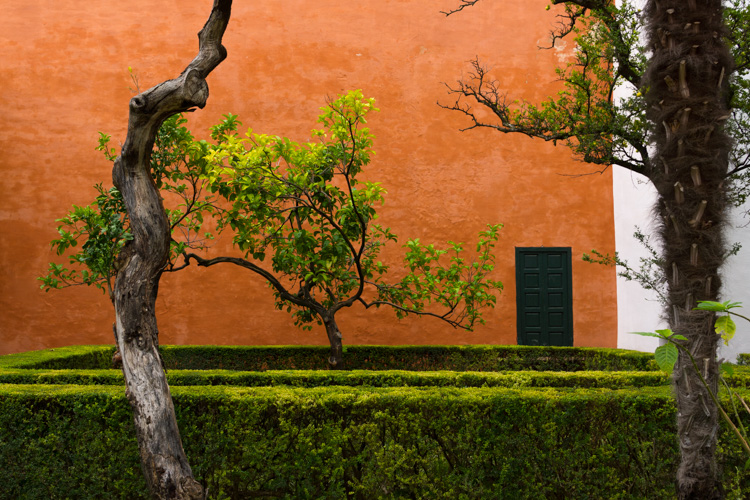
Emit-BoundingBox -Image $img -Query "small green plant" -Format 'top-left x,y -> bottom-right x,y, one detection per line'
633,300 -> 750,465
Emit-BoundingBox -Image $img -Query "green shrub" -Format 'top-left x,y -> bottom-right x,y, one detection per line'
2,384 -> 750,499
0,368 -> 672,389
4,345 -> 749,498
4,345 -> 658,372
737,353 -> 750,366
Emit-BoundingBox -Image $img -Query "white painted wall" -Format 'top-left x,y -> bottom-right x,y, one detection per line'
613,167 -> 750,362
717,207 -> 750,363
612,167 -> 663,352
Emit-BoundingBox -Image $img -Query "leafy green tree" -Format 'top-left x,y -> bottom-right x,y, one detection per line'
39,114 -> 215,298
443,0 -> 745,497
185,90 -> 503,368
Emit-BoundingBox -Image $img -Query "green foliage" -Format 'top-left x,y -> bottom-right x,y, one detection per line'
445,0 -> 750,199
630,329 -> 687,373
38,184 -> 130,294
1,344 -> 658,372
14,345 -> 750,497
377,226 -> 503,328
725,0 -> 750,210
0,367 -> 674,390
5,382 -> 750,498
509,1 -> 648,170
39,114 -> 214,295
204,92 -> 389,325
202,90 -> 502,332
695,300 -> 748,346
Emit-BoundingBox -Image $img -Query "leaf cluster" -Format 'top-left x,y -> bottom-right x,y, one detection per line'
39,114 -> 215,296
373,225 -> 503,329
199,90 -> 503,330
443,0 -> 750,197
202,91 -> 389,326
38,184 -> 130,294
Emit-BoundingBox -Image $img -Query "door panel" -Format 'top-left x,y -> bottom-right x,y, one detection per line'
515,248 -> 573,346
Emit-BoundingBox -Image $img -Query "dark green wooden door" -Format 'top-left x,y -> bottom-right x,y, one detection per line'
515,247 -> 573,346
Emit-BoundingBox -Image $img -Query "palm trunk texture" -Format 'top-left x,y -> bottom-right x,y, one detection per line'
111,1 -> 232,498
643,1 -> 734,498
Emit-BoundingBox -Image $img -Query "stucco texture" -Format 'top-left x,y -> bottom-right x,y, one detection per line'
0,0 -> 617,354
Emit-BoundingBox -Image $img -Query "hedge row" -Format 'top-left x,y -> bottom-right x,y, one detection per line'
0,368 -> 673,389
3,345 -> 659,372
2,384 -> 749,500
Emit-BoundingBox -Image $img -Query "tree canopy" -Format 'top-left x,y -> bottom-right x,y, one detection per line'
442,0 -> 750,205
42,90 -> 503,368
39,114 -> 215,297
188,90 -> 503,366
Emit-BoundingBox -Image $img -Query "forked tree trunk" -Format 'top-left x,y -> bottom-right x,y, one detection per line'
111,2 -> 232,498
643,1 -> 733,498
323,315 -> 344,369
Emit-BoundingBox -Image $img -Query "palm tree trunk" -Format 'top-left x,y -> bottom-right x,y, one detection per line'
643,1 -> 733,498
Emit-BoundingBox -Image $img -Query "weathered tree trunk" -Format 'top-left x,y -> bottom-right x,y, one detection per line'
323,315 -> 344,369
643,1 -> 733,498
111,2 -> 232,498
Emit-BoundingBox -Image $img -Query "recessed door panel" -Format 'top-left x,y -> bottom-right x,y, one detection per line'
516,248 -> 573,346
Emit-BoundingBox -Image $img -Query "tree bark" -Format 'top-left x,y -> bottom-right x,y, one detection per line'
643,1 -> 733,498
111,2 -> 232,498
323,315 -> 344,369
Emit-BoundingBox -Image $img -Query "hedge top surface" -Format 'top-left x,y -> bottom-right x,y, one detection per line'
0,381 -> 678,402
0,345 -> 115,369
0,344 -> 684,390
0,344 -> 661,372
0,367 -> 675,388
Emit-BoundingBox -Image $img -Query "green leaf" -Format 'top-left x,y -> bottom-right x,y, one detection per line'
654,343 -> 678,373
721,362 -> 735,377
715,315 -> 737,345
630,331 -> 666,339
695,300 -> 743,312
695,300 -> 731,312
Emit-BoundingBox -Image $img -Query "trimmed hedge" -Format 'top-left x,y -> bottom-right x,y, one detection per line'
4,344 -> 659,372
0,368 -> 673,389
0,367 -> 674,389
737,353 -> 750,366
2,384 -> 749,499
4,346 -> 750,498
0,345 -> 117,370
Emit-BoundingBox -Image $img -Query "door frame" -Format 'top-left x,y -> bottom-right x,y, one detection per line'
515,247 -> 574,346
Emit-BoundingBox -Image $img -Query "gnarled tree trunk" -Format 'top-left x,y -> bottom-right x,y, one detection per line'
643,1 -> 733,498
111,1 -> 232,498
323,315 -> 344,369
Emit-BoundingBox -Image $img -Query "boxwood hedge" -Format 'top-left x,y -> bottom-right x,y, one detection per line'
2,344 -> 659,372
2,345 -> 750,499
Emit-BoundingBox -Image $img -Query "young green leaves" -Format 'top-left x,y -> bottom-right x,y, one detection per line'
40,114 -> 215,296
630,329 -> 687,373
695,300 -> 743,346
201,90 -> 502,334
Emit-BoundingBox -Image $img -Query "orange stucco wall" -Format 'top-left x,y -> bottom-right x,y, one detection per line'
0,0 -> 617,355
